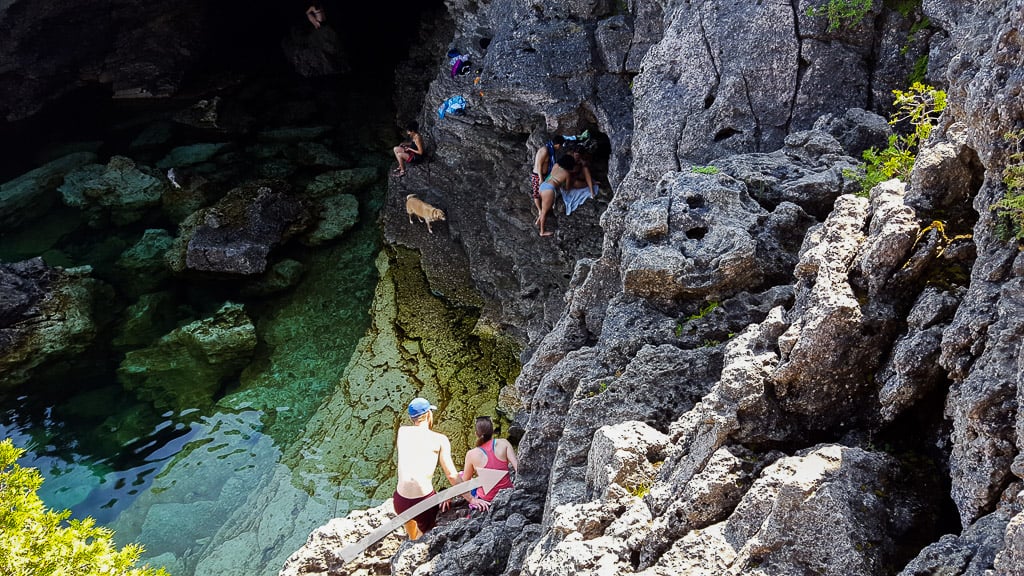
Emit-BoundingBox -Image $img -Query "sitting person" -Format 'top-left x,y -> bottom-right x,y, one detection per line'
306,4 -> 326,29
537,154 -> 575,237
393,121 -> 425,177
566,149 -> 595,199
459,416 -> 518,511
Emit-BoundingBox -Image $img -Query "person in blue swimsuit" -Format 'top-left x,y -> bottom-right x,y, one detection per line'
531,135 -> 565,217
537,154 -> 575,237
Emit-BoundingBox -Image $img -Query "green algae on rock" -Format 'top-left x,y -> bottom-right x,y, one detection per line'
282,245 -> 521,503
118,302 -> 257,411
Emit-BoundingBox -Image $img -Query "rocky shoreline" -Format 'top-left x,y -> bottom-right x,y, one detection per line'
2,0 -> 1023,574
283,0 -> 1023,574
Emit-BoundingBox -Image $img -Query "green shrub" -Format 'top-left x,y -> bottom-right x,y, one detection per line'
859,82 -> 947,195
805,0 -> 873,31
992,130 -> 1024,241
0,439 -> 169,576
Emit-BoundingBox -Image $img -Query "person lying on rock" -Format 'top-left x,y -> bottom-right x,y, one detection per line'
393,121 -> 425,177
394,397 -> 460,540
531,135 -> 565,216
537,154 -> 575,237
458,416 -> 518,512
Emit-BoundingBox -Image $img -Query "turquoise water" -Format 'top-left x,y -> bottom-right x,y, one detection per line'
0,70 -> 395,575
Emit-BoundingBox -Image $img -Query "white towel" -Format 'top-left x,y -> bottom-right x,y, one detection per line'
560,184 -> 598,216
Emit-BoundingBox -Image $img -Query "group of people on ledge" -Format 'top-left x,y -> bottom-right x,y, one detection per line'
391,122 -> 598,237
394,397 -> 518,540
531,135 -> 596,237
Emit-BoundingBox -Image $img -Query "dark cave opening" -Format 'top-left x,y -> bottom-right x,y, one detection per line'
0,0 -> 446,181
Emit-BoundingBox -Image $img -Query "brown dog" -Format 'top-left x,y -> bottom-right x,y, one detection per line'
406,194 -> 446,234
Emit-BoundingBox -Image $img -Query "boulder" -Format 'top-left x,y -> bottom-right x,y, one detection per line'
117,302 -> 257,410
167,183 -> 314,276
59,155 -> 166,227
0,258 -> 107,389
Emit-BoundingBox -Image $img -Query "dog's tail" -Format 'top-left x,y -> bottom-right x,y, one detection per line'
406,194 -> 416,200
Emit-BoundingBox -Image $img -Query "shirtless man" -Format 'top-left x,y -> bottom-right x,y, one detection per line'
531,135 -> 565,218
394,397 -> 460,540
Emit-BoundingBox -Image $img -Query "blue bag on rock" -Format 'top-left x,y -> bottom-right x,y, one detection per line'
438,95 -> 467,119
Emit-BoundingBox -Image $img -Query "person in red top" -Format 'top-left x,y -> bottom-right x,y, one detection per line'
459,416 -> 518,511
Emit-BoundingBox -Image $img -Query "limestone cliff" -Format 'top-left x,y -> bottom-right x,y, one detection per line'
283,0 -> 1024,575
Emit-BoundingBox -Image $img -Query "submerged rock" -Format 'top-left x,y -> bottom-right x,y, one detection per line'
0,152 -> 96,229
304,168 -> 379,198
303,194 -> 359,246
59,155 -> 167,227
118,302 -> 257,410
156,143 -> 232,170
114,229 -> 175,297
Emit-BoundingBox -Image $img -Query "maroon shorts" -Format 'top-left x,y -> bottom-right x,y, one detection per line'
530,173 -> 541,199
393,490 -> 438,534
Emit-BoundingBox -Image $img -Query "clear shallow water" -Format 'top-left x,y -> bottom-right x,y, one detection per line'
0,68 -> 395,575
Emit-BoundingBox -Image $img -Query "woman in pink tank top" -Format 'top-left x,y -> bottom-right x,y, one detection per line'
460,416 -> 518,510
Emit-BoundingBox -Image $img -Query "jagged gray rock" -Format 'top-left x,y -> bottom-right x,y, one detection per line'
167,183 -> 314,276
270,0 -> 1024,575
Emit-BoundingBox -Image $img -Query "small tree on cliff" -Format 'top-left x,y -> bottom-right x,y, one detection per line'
857,82 -> 947,194
0,438 -> 169,576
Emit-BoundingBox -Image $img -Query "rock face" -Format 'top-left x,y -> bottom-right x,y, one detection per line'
285,0 -> 1024,575
0,0 -> 210,121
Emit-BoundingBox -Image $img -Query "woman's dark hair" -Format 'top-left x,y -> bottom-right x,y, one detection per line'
555,154 -> 576,170
406,120 -> 420,133
475,416 -> 494,446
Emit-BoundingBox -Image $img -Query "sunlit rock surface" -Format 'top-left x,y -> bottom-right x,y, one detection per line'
284,0 -> 1024,574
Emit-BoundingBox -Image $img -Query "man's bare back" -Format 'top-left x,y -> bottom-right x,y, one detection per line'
396,425 -> 454,498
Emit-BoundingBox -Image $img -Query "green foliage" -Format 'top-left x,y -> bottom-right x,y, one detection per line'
628,481 -> 651,498
907,54 -> 929,84
908,16 -> 931,35
886,0 -> 920,18
858,82 -> 947,195
805,0 -> 873,31
991,130 -> 1024,241
688,301 -> 720,321
691,165 -> 720,175
0,439 -> 169,576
